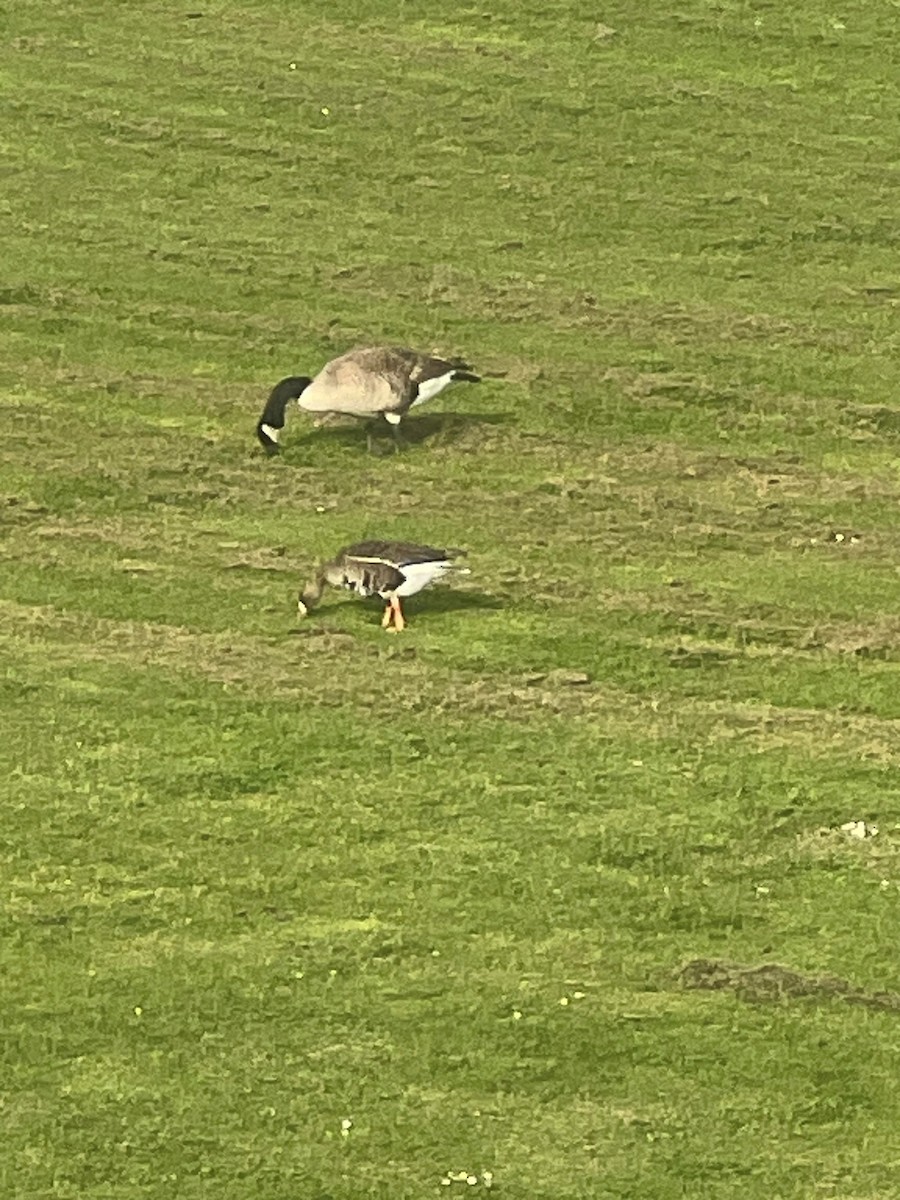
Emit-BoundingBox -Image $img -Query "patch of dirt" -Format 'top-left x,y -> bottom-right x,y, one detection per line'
678,958 -> 900,1012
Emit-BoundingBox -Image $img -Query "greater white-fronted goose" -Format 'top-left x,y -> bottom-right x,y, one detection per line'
297,540 -> 470,631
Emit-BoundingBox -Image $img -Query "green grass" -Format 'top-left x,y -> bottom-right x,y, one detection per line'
3,1 -> 900,1196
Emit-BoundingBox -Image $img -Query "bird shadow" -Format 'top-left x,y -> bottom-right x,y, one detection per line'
405,587 -> 501,616
398,410 -> 510,447
273,410 -> 510,458
286,588 -> 500,634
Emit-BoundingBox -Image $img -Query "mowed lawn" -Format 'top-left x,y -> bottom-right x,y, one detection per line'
2,2 -> 899,1197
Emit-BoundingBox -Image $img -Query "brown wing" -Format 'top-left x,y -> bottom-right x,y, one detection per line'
298,348 -> 405,415
379,346 -> 475,404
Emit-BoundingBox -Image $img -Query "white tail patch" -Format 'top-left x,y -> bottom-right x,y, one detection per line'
411,371 -> 456,406
395,559 -> 464,597
383,411 -> 402,426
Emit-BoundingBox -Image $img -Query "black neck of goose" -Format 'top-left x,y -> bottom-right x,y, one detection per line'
260,376 -> 312,428
257,376 -> 312,454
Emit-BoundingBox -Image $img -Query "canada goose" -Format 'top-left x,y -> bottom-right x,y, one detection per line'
298,540 -> 470,631
256,346 -> 480,454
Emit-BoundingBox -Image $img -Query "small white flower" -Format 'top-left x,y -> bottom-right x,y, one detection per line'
321,106 -> 330,116
512,1009 -> 523,1020
340,1118 -> 352,1136
834,532 -> 845,543
467,1177 -> 478,1186
841,820 -> 876,839
755,885 -> 770,896
482,1172 -> 494,1189
133,1006 -> 143,1016
559,996 -> 570,1006
572,991 -> 586,999
289,62 -> 297,70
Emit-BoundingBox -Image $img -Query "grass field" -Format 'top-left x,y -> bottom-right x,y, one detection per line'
3,1 -> 900,1196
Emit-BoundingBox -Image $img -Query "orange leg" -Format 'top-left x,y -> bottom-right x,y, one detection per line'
382,596 -> 406,633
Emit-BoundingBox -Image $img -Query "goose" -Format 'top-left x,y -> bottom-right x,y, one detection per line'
297,540 -> 470,631
256,345 -> 480,454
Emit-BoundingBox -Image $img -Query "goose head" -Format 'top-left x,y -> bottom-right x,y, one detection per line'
297,573 -> 326,618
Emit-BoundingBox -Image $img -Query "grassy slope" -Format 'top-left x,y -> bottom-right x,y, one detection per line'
2,2 -> 899,1196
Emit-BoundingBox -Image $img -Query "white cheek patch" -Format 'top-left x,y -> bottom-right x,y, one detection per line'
260,423 -> 280,444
